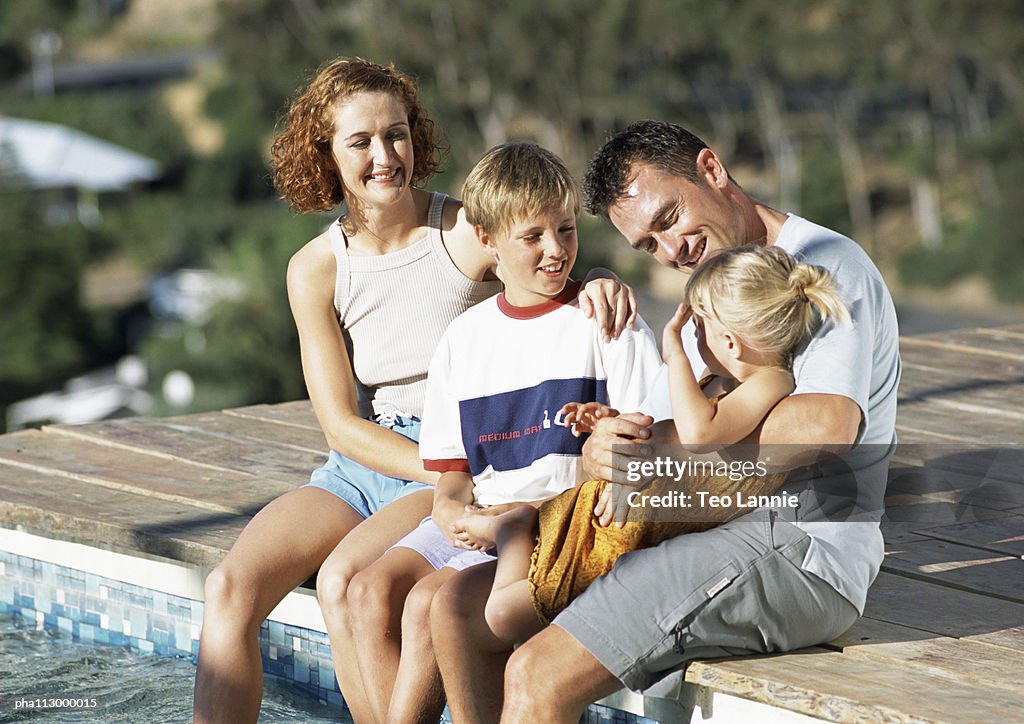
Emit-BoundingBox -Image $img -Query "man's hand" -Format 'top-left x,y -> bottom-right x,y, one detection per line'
579,272 -> 638,342
581,412 -> 655,483
593,482 -> 631,528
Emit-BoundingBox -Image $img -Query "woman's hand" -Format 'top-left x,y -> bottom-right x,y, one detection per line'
559,402 -> 619,437
579,270 -> 638,342
662,302 -> 693,364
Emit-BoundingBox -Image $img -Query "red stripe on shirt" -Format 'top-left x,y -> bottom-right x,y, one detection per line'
424,458 -> 471,473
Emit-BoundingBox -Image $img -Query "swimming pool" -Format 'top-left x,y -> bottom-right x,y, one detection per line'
0,613 -> 349,722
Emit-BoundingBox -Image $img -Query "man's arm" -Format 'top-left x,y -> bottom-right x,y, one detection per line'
756,393 -> 861,451
581,392 -> 860,484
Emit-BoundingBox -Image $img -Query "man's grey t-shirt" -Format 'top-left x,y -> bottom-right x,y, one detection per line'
640,215 -> 901,612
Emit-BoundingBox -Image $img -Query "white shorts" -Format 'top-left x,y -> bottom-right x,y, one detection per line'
389,517 -> 496,571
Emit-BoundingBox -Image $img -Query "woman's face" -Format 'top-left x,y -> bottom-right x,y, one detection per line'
330,90 -> 413,209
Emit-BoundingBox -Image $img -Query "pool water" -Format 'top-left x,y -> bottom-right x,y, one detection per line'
0,614 -> 351,722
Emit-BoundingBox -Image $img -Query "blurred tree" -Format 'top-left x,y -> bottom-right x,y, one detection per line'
0,180 -> 95,429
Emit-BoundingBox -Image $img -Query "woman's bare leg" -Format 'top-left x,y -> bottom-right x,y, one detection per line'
193,487 -> 363,724
316,489 -> 432,723
387,567 -> 457,724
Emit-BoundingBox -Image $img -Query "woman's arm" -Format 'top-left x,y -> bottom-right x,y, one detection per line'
287,232 -> 440,485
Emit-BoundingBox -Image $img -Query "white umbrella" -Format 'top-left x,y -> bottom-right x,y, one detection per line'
0,116 -> 160,192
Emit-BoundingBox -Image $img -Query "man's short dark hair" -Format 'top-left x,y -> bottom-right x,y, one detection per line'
582,121 -> 709,218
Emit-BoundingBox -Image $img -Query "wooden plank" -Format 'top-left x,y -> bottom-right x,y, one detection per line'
912,516 -> 1024,559
900,333 -> 1024,364
828,618 -> 1022,693
973,324 -> 1024,338
925,328 -> 1024,358
898,364 -> 1024,408
686,648 -> 1024,723
889,447 -> 1024,492
223,400 -> 321,429
0,463 -> 245,568
896,400 -> 1023,444
46,414 -> 327,485
881,538 -> 1024,604
0,430 -> 290,515
864,572 -> 1024,650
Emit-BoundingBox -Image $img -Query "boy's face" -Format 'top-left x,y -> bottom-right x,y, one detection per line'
486,205 -> 578,307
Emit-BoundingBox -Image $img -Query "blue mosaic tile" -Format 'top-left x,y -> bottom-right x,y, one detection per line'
269,620 -> 286,646
294,655 -> 309,684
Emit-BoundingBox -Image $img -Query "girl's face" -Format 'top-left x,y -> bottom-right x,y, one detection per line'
695,313 -> 735,377
330,91 -> 413,209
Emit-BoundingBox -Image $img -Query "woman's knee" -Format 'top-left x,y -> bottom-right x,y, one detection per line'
203,562 -> 260,629
315,555 -> 360,615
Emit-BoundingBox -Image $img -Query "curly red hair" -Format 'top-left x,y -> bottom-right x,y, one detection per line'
270,57 -> 444,213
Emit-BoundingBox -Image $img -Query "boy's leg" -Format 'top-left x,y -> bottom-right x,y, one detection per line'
345,544 -> 438,721
316,489 -> 432,722
387,567 -> 458,724
431,561 -> 510,723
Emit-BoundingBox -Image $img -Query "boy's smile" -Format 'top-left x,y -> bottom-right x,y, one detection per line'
488,206 -> 578,307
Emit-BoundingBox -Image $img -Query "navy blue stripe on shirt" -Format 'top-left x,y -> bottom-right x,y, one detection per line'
459,377 -> 608,475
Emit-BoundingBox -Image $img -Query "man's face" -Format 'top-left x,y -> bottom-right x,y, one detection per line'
607,160 -> 747,273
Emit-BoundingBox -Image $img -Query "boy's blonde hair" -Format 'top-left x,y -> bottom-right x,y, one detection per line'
685,245 -> 849,368
461,142 -> 580,237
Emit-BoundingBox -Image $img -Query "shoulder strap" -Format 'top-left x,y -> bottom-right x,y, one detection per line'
328,219 -> 350,318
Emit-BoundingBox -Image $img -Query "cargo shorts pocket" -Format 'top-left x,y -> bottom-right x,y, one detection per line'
655,561 -> 743,651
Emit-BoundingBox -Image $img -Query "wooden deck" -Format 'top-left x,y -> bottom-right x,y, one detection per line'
2,325 -> 1024,722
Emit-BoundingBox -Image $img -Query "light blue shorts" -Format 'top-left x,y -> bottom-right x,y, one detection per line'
304,413 -> 431,520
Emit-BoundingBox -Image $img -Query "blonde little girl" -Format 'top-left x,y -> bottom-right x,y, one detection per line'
451,244 -> 850,644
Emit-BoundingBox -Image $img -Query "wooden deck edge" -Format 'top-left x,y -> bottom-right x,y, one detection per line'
682,653 -> 937,724
0,502 -> 223,570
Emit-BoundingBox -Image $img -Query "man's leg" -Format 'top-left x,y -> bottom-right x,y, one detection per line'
503,625 -> 621,724
505,512 -> 860,718
430,561 -> 508,724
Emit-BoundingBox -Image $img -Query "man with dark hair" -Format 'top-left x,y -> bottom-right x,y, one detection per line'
431,120 -> 901,722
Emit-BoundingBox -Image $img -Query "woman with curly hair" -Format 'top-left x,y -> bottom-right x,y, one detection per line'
193,57 -> 634,723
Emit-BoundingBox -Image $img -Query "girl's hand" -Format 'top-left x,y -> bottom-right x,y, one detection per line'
662,302 -> 693,364
559,402 -> 619,437
579,272 -> 638,342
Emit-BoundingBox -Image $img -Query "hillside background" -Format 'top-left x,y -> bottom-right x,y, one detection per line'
2,0 -> 1022,429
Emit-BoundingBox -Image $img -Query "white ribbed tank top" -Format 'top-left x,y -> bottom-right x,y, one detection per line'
330,192 -> 501,418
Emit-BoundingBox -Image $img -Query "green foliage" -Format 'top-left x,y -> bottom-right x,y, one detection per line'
0,184 -> 94,421
141,208 -> 326,411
